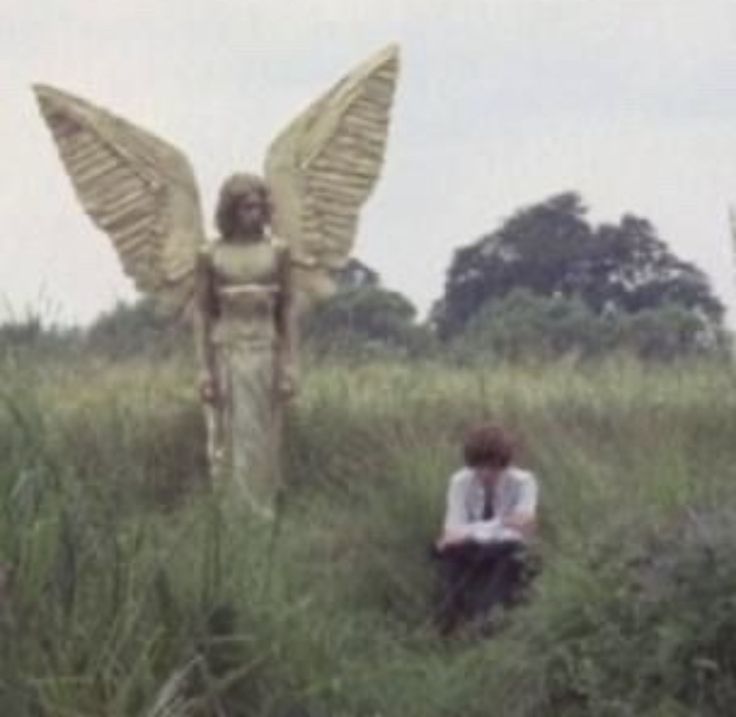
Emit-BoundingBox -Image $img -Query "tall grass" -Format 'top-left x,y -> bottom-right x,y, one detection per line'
1,352 -> 736,715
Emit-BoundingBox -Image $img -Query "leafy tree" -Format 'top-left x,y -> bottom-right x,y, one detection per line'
334,258 -> 380,291
304,286 -> 433,357
453,289 -> 603,362
85,298 -> 189,359
454,289 -> 725,363
568,216 -> 723,319
305,259 -> 434,357
434,192 -> 724,339
618,303 -> 724,361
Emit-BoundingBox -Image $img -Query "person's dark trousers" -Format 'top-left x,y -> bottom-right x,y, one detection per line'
433,540 -> 527,634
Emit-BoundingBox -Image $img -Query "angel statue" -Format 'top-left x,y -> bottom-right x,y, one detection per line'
34,45 -> 400,512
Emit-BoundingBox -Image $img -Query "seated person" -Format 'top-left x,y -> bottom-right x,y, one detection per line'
433,423 -> 539,633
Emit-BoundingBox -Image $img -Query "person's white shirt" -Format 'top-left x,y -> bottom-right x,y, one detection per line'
442,466 -> 538,544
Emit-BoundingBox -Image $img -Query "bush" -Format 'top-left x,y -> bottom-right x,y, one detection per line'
0,316 -> 81,361
493,508 -> 736,716
85,298 -> 190,360
304,286 -> 436,359
453,289 -> 726,363
453,289 -> 602,361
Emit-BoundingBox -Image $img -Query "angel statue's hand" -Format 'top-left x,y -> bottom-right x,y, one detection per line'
278,364 -> 298,401
199,373 -> 218,404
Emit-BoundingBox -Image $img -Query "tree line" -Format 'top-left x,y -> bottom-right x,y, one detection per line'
2,191 -> 728,362
305,191 -> 727,362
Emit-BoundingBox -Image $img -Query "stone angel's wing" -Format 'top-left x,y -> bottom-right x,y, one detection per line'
264,45 -> 400,307
34,85 -> 206,312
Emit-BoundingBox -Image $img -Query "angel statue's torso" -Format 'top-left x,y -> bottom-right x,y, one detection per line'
34,44 -> 399,516
209,242 -> 279,345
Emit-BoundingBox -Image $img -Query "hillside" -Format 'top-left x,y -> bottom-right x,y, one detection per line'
1,354 -> 736,716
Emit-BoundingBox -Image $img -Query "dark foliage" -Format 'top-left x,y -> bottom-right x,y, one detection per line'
434,192 -> 724,340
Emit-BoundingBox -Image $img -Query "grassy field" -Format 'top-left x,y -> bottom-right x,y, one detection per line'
1,352 -> 736,716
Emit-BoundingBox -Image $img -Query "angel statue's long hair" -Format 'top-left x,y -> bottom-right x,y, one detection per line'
215,173 -> 273,239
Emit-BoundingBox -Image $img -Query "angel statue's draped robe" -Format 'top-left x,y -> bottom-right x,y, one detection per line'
198,235 -> 289,511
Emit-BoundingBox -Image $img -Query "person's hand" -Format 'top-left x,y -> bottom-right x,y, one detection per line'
502,513 -> 536,538
199,373 -> 218,404
435,529 -> 468,552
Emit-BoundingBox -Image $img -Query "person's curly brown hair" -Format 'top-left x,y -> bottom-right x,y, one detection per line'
463,424 -> 515,469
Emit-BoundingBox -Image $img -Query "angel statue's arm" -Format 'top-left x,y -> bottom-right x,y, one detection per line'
273,244 -> 298,400
194,249 -> 219,403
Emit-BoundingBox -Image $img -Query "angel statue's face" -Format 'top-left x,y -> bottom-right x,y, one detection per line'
233,189 -> 270,238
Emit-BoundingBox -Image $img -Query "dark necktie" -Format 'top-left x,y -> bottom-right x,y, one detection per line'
482,482 -> 495,520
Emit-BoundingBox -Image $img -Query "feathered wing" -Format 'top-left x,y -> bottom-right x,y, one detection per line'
264,44 -> 400,307
34,85 -> 206,312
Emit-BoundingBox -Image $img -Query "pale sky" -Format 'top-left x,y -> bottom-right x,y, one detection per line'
2,0 -> 736,325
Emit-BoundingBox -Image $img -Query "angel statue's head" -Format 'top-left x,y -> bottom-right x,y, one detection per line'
215,173 -> 273,241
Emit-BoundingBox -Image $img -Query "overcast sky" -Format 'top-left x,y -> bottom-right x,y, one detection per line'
2,0 -> 736,325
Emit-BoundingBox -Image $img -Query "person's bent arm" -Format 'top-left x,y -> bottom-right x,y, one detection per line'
501,475 -> 539,540
436,474 -> 474,550
502,512 -> 536,540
